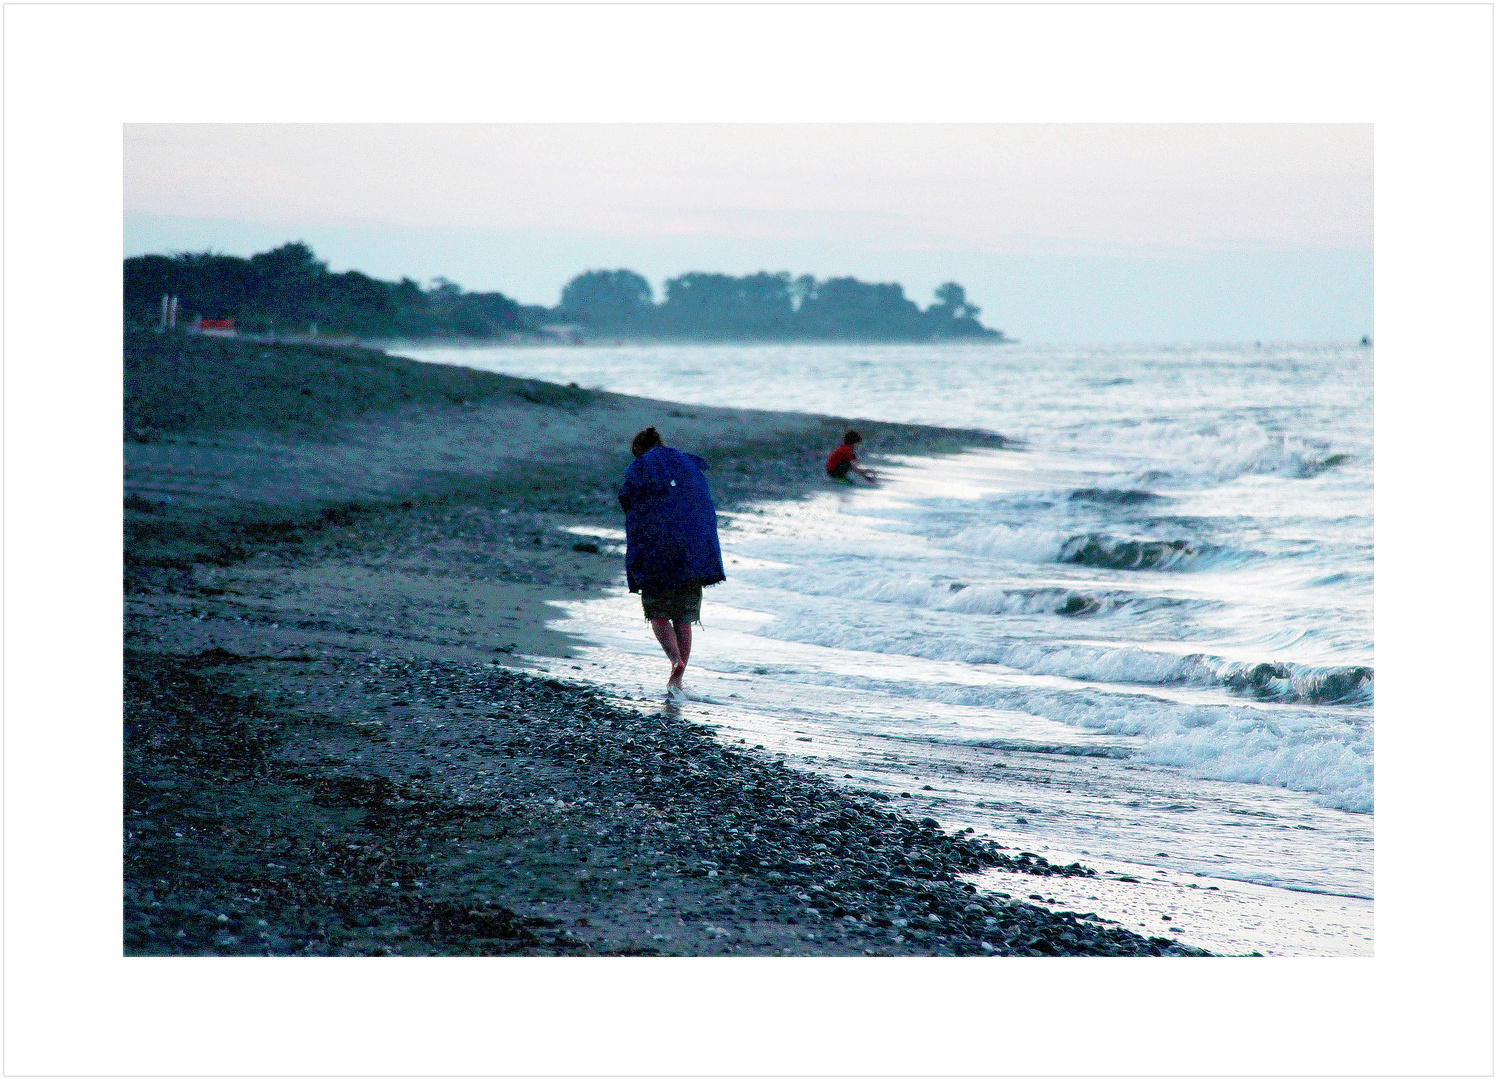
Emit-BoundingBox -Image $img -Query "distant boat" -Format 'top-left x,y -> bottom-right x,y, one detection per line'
1360,335 -> 1372,347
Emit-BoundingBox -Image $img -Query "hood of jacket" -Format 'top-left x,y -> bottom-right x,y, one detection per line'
618,446 -> 726,594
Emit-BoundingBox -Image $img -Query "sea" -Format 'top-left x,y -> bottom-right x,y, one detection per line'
401,340 -> 1374,956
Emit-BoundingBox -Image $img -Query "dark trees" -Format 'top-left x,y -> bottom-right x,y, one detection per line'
932,282 -> 974,319
558,268 -> 1002,341
796,277 -> 927,339
660,272 -> 795,338
123,244 -> 532,339
248,241 -> 325,329
318,270 -> 399,335
124,244 -> 1006,343
559,269 -> 655,331
925,282 -> 992,338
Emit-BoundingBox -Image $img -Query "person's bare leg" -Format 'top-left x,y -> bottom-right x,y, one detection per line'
665,618 -> 690,690
650,617 -> 687,689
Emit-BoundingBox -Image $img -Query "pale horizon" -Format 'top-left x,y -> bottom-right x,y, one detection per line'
125,123 -> 1373,343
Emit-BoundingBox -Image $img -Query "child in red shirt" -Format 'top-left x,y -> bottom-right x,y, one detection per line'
826,430 -> 877,483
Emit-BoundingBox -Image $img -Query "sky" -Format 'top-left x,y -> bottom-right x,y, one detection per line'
124,124 -> 1372,343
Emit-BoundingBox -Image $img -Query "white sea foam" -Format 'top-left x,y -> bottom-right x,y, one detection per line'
939,524 -> 1241,572
748,570 -> 1164,618
421,340 -> 1374,920
703,654 -> 1373,812
1140,725 -> 1372,814
1058,418 -> 1336,488
752,599 -> 1368,699
942,523 -> 1071,562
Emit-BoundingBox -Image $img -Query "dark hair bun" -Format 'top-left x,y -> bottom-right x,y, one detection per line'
631,426 -> 664,457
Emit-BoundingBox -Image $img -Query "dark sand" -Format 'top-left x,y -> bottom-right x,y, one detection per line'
124,331 -> 1206,956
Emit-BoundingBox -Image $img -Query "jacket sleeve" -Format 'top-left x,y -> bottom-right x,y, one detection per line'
618,463 -> 639,511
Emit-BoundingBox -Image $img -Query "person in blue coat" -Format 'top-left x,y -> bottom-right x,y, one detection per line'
618,426 -> 726,695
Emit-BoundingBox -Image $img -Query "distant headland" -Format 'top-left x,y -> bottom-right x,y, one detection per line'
124,242 -> 1009,344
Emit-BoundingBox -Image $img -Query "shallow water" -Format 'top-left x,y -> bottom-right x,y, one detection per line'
409,341 -> 1374,955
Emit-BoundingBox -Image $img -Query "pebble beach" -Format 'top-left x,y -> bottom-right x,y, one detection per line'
123,331 -> 1209,956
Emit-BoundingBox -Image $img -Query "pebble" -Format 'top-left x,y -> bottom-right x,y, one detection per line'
129,649 -> 1208,958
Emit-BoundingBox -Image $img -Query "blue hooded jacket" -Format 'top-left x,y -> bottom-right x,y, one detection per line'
618,446 -> 726,594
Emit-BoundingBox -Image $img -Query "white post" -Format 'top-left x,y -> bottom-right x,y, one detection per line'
161,294 -> 170,330
169,296 -> 179,329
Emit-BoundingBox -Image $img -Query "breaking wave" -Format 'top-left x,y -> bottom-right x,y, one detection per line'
709,662 -> 1374,813
1058,533 -> 1224,571
750,570 -> 1202,620
945,525 -> 1238,571
1067,488 -> 1163,505
1051,418 -> 1361,489
754,610 -> 1373,708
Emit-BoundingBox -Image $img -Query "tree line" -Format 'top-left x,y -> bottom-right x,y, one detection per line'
559,269 -> 1000,340
124,243 -> 538,339
124,243 -> 1005,342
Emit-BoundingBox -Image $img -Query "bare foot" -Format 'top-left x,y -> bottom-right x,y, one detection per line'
667,660 -> 686,691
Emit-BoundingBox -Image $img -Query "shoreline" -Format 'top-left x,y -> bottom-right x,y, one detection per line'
184,330 -> 1016,351
371,332 -> 1017,348
124,332 -> 1206,956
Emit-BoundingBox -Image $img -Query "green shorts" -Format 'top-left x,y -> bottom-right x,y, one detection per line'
640,583 -> 703,622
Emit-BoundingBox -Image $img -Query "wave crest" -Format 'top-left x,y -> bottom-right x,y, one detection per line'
1219,661 -> 1373,706
1059,533 -> 1223,571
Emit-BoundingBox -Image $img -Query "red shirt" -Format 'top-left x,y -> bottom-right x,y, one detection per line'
826,444 -> 857,473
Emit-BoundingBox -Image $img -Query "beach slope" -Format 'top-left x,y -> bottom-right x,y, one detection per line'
123,331 -> 1204,956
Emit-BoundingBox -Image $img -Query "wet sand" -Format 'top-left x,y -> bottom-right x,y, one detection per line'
124,331 -> 1207,956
